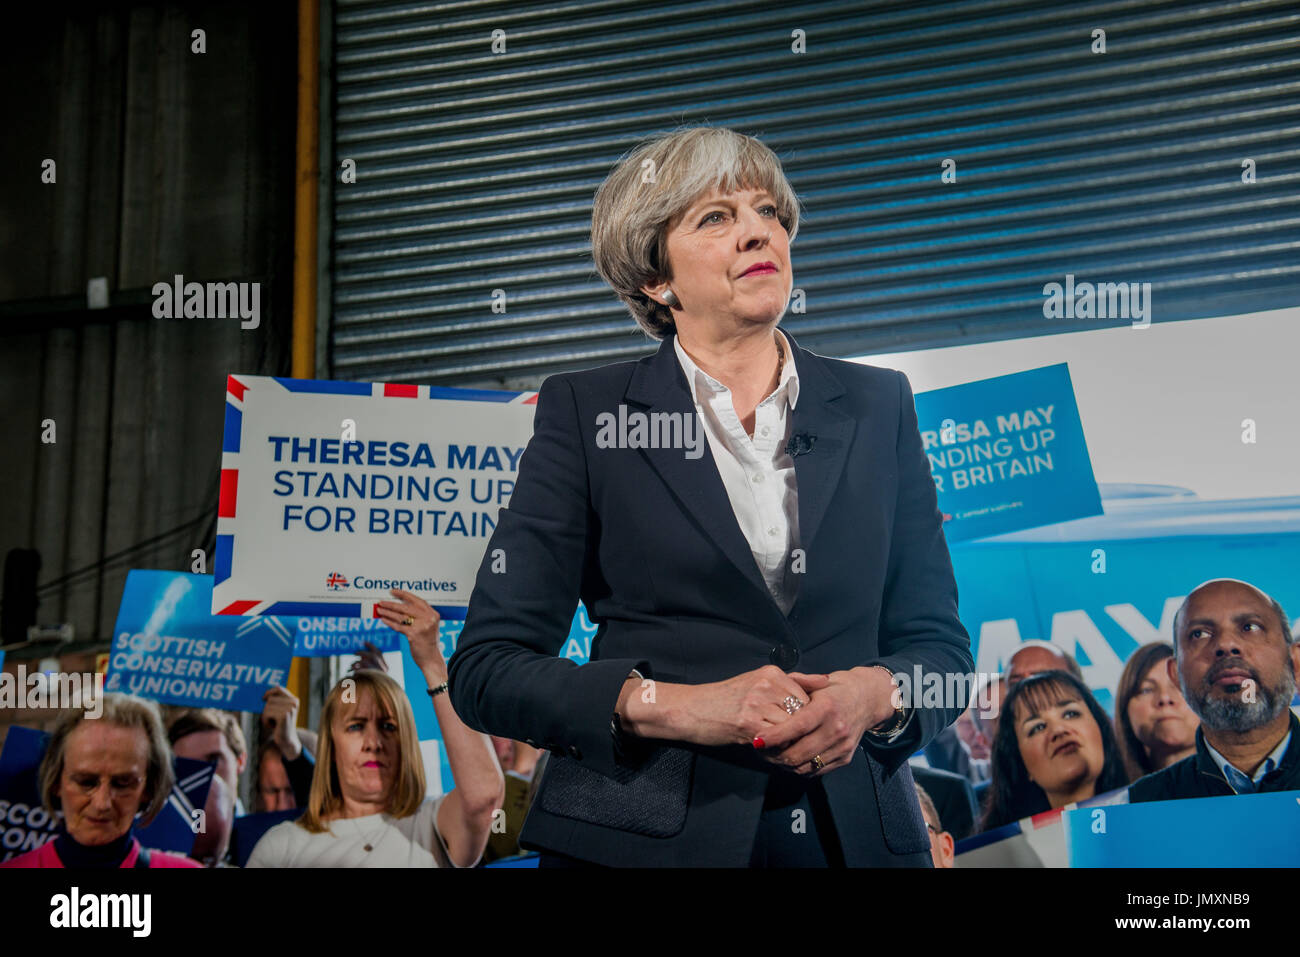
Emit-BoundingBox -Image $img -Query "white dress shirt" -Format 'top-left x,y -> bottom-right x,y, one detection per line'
673,331 -> 801,615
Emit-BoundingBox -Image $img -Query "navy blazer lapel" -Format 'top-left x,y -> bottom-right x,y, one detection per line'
625,328 -> 858,612
783,330 -> 857,557
625,335 -> 772,604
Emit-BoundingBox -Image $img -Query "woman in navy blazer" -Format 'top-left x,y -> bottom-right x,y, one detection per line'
448,127 -> 973,867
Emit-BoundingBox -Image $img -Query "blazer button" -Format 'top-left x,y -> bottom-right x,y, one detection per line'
567,745 -> 582,760
769,642 -> 799,670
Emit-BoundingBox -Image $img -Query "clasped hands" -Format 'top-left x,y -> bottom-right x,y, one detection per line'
636,665 -> 902,777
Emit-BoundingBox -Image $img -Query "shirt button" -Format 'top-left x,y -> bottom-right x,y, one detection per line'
752,474 -> 763,483
761,426 -> 770,436
767,527 -> 778,536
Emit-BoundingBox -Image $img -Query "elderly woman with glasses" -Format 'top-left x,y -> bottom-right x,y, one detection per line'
448,127 -> 973,867
1,693 -> 200,868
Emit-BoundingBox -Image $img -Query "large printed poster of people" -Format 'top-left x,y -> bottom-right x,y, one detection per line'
213,375 -> 537,619
860,309 -> 1300,707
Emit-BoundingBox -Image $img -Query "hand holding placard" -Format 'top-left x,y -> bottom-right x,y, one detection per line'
261,685 -> 303,761
376,589 -> 447,686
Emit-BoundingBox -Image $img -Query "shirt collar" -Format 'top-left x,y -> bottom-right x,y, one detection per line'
672,329 -> 800,410
1203,727 -> 1292,788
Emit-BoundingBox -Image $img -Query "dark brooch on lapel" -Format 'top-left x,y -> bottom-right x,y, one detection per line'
785,432 -> 817,458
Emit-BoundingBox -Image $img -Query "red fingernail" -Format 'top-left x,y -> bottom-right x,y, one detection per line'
752,736 -> 765,749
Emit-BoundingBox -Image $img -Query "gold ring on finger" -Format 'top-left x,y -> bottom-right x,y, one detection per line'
811,754 -> 825,772
402,615 -> 414,626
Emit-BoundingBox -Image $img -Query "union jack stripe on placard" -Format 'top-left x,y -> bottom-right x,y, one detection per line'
215,374 -> 536,617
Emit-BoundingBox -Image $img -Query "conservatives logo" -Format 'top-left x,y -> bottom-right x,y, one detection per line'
325,572 -> 350,591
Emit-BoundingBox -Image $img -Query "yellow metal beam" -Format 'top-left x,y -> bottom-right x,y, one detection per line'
289,0 -> 320,724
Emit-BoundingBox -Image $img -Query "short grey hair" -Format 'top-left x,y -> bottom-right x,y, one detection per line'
39,693 -> 175,826
591,127 -> 801,339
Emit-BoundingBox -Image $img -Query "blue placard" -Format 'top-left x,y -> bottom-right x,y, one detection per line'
484,852 -> 540,868
1064,791 -> 1300,867
0,727 -> 58,862
913,364 -> 1102,543
135,757 -> 215,855
0,726 -> 213,861
106,570 -> 295,712
291,615 -> 402,657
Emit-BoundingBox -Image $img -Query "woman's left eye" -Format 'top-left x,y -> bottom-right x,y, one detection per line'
1064,708 -> 1082,719
758,204 -> 777,217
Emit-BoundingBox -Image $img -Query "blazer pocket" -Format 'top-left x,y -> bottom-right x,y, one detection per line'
865,754 -> 931,856
537,745 -> 695,838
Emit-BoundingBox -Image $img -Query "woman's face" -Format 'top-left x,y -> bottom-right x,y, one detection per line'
331,689 -> 400,809
1014,691 -> 1105,801
655,186 -> 792,328
58,721 -> 150,846
1126,660 -> 1199,756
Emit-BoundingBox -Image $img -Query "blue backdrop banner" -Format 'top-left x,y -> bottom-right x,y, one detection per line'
1064,791 -> 1300,867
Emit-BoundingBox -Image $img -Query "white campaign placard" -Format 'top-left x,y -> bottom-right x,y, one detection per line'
213,376 -> 537,618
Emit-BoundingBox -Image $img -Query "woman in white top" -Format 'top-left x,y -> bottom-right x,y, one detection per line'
249,590 -> 504,867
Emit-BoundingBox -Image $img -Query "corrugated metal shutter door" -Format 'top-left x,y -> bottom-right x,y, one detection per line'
331,0 -> 1300,387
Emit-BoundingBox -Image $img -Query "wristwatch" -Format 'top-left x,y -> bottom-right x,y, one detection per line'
864,666 -> 909,740
866,704 -> 909,739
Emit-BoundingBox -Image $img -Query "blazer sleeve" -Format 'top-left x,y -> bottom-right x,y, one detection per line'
447,374 -> 651,781
859,370 -> 975,772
